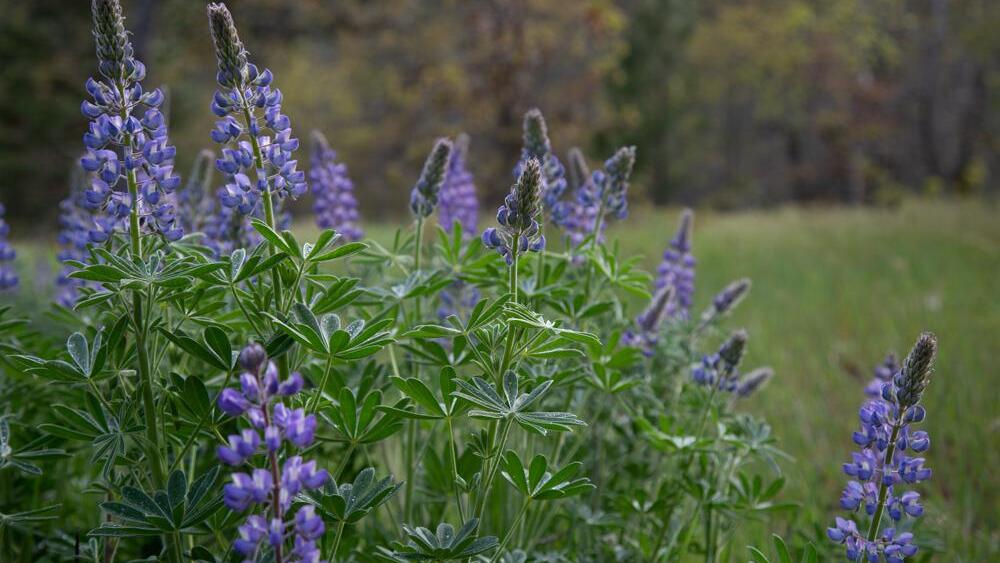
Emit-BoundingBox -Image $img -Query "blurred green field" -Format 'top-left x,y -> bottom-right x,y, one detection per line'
6,198 -> 998,558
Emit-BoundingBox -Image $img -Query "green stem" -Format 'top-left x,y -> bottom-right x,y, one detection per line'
865,421 -> 903,546
475,418 -> 513,522
446,416 -> 467,523
329,521 -> 346,561
489,499 -> 531,563
308,355 -> 336,414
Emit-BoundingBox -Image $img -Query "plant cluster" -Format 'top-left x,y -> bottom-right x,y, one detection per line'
0,2 -> 940,562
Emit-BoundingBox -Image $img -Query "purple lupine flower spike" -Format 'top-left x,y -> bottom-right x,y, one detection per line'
699,278 -> 752,329
0,204 -> 17,291
409,138 -> 453,219
178,149 -> 216,234
828,333 -> 937,562
515,109 -> 567,221
55,168 -> 95,305
654,209 -> 696,320
482,158 -> 545,266
218,342 -> 330,561
622,285 -> 674,356
865,353 -> 899,399
310,131 -> 363,241
556,147 -> 601,250
80,0 -> 183,243
691,330 -> 748,392
438,133 -> 479,239
207,2 -> 305,227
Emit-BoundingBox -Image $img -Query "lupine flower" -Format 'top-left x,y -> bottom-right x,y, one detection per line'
828,333 -> 937,562
865,354 -> 899,399
691,330 -> 748,392
654,209 -> 696,320
218,342 -> 330,562
0,204 -> 17,291
482,158 -> 545,265
80,0 -> 183,242
576,146 -> 636,233
207,2 -> 306,221
556,147 -> 602,250
438,133 -> 478,238
736,367 -> 774,397
699,278 -> 752,328
178,149 -> 216,234
409,138 -> 453,219
514,109 -> 567,220
622,285 -> 674,356
201,192 -> 265,257
310,130 -> 363,241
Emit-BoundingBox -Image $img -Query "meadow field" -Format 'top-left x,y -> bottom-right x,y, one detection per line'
5,198 -> 997,559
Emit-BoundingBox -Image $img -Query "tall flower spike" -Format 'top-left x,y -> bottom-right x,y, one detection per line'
218,343 -> 329,562
700,278 -> 752,327
207,2 -> 306,220
556,147 -> 602,250
622,285 -> 675,356
179,149 -> 216,234
574,145 -> 636,237
655,209 -> 696,320
691,329 -> 748,392
81,0 -> 183,242
438,133 -> 479,238
409,138 -> 453,218
516,109 -> 567,219
482,158 -> 545,265
56,166 -> 100,305
310,130 -> 363,241
0,204 -> 17,291
828,333 -> 937,562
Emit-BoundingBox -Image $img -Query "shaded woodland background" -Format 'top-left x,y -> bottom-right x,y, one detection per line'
1,0 -> 997,230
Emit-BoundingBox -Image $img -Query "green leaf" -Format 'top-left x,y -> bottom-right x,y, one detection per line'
773,534 -> 793,563
311,241 -> 367,263
66,333 -> 90,375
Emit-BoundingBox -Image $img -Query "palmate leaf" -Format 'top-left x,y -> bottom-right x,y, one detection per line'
0,417 -> 68,476
0,504 -> 61,532
90,467 -> 222,537
451,372 -> 586,436
387,518 -> 499,561
300,467 -> 400,524
322,388 -> 408,444
501,451 -> 594,501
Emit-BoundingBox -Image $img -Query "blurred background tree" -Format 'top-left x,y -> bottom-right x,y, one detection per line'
1,0 -> 996,231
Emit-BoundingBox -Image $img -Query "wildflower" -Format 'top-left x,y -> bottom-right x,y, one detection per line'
691,330 -> 748,392
654,209 -> 696,320
736,367 -> 774,397
178,149 -> 216,234
438,133 -> 479,238
310,131 -> 363,241
482,158 -> 545,265
865,353 -> 899,399
578,146 -> 636,231
0,204 -> 17,291
828,333 -> 938,562
699,278 -> 752,327
80,0 -> 183,242
515,109 -> 567,219
556,147 -> 601,249
409,138 -> 453,219
207,2 -> 306,221
622,285 -> 675,356
218,342 -> 330,561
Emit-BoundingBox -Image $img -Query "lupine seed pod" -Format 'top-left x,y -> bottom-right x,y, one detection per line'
409,138 -> 453,219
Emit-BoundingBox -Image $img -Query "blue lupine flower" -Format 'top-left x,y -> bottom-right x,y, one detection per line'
409,138 -> 453,219
207,2 -> 306,221
654,209 -> 696,320
482,158 -> 545,266
691,330 -> 748,392
56,172 -> 94,305
217,342 -> 330,561
178,149 -> 217,234
828,334 -> 937,562
310,131 -> 363,241
200,191 -> 264,257
555,147 -> 601,250
80,0 -> 183,242
622,285 -> 674,356
0,204 -> 17,291
576,146 -> 636,232
438,133 -> 478,238
515,109 -> 567,220
699,278 -> 752,327
865,353 -> 899,399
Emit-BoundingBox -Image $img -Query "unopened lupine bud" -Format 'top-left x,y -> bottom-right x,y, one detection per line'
894,333 -> 937,409
91,0 -> 133,80
239,342 -> 267,372
737,367 -> 774,397
409,138 -> 453,218
207,3 -> 249,88
719,329 -> 748,372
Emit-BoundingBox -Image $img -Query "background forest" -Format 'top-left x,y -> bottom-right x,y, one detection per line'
1,0 -> 997,229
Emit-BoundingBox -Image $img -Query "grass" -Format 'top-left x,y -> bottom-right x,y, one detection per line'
6,198 -> 997,558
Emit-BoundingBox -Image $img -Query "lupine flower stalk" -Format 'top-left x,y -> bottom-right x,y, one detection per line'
482,158 -> 545,270
0,204 -> 17,291
515,109 -> 567,220
207,2 -> 306,230
310,131 -> 363,241
578,146 -> 636,235
409,138 -> 453,219
81,0 -> 183,247
178,149 -> 216,234
828,333 -> 937,562
556,147 -> 602,250
699,278 -> 752,329
218,343 -> 329,563
692,330 -> 748,392
438,133 -> 478,238
622,285 -> 675,356
654,209 -> 696,320
56,168 -> 96,305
